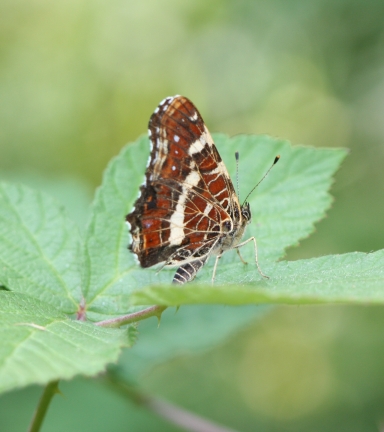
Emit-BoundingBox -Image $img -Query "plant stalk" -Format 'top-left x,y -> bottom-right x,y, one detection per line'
95,305 -> 167,328
103,374 -> 237,432
28,380 -> 60,432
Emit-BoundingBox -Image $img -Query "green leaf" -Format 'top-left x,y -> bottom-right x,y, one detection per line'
82,135 -> 152,320
0,292 -> 135,394
0,171 -> 93,230
0,132 -> 350,394
130,250 -> 384,306
0,183 -> 83,314
82,134 -> 346,311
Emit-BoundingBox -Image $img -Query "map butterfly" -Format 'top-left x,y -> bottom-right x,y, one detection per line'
126,95 -> 278,284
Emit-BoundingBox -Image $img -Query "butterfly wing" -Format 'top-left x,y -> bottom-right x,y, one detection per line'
126,95 -> 241,272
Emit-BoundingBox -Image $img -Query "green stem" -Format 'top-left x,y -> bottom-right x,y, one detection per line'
95,305 -> 167,328
103,374 -> 236,432
28,380 -> 60,432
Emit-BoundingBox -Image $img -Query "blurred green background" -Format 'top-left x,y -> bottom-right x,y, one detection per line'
1,0 -> 384,431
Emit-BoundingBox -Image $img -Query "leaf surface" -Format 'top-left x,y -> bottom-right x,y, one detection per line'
131,250 -> 384,306
0,183 -> 83,313
0,292 -> 134,394
85,134 -> 346,307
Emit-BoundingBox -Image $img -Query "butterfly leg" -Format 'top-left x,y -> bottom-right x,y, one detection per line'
173,258 -> 207,285
211,255 -> 222,284
235,236 -> 269,279
236,248 -> 248,265
211,249 -> 249,284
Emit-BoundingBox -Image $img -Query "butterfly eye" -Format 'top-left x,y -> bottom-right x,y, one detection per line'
241,204 -> 251,222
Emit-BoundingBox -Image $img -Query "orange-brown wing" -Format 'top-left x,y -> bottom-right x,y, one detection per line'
126,95 -> 240,268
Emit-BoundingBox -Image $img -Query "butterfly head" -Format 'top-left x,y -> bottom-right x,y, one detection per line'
241,201 -> 252,224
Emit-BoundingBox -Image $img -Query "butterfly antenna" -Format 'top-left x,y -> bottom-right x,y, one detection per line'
242,155 -> 280,204
235,151 -> 240,202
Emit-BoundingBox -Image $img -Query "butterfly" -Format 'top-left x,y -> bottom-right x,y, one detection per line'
126,95 -> 278,284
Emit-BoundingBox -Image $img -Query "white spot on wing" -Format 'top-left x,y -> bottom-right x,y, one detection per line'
169,170 -> 200,245
159,96 -> 174,106
185,170 -> 200,186
172,165 -> 176,171
188,127 -> 214,155
204,203 -> 213,215
146,154 -> 151,168
209,167 -> 220,174
133,253 -> 140,265
188,138 -> 205,155
174,135 -> 180,142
